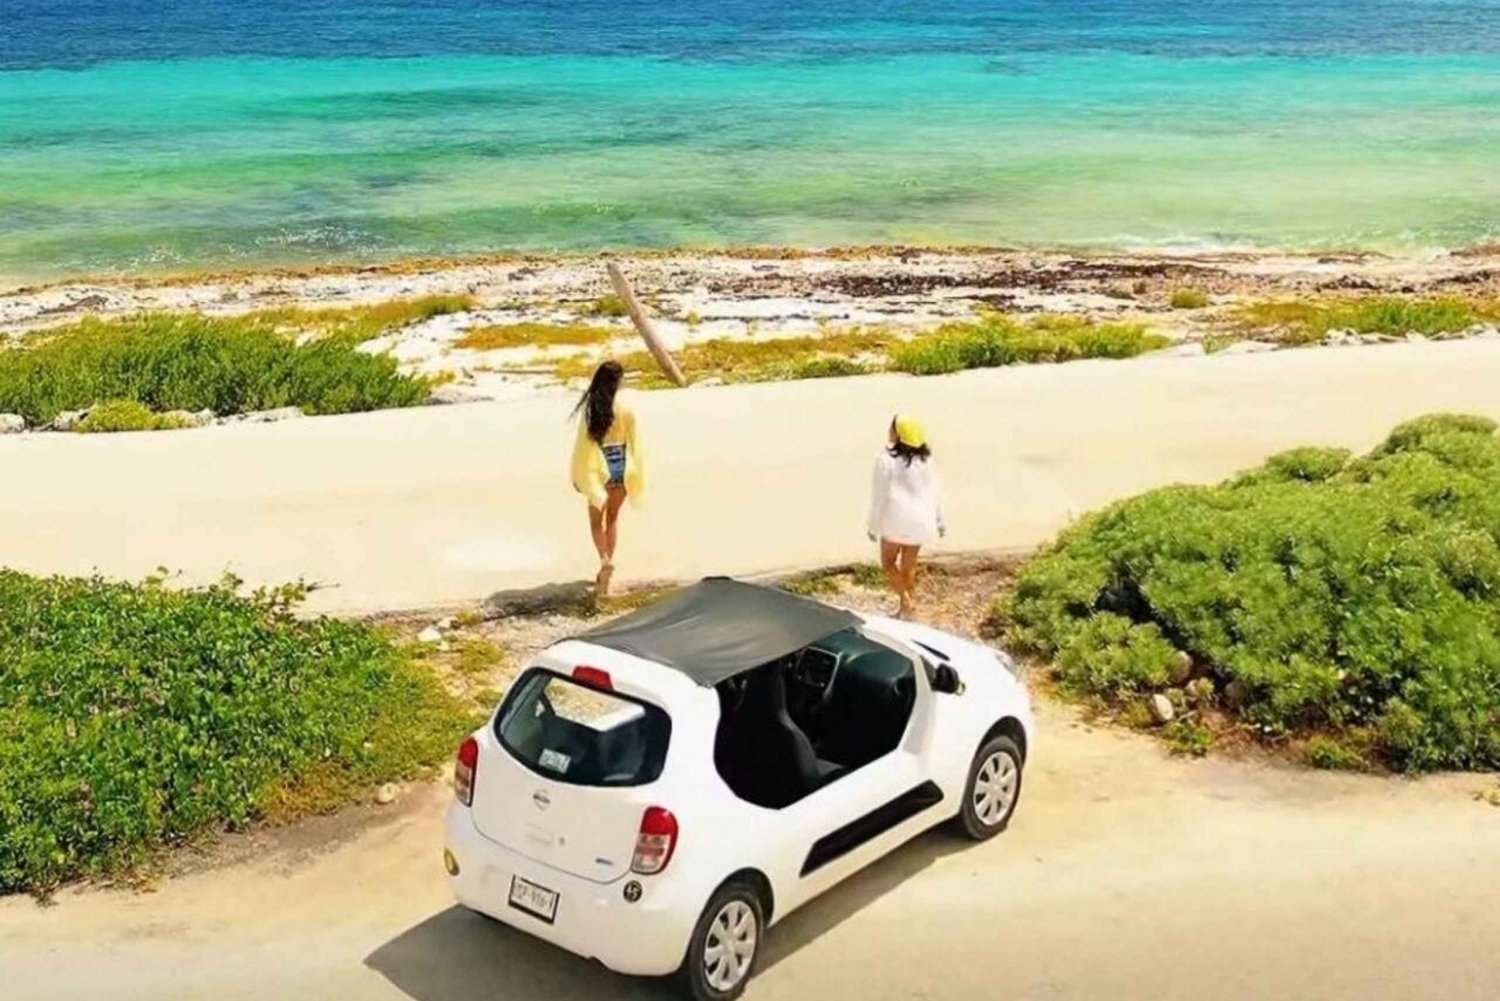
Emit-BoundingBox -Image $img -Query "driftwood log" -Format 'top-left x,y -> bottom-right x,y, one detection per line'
606,262 -> 687,387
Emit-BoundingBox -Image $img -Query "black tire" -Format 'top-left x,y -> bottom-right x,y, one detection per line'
677,880 -> 765,1001
951,734 -> 1024,841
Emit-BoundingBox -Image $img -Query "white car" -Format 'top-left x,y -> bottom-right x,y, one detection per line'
444,577 -> 1033,1000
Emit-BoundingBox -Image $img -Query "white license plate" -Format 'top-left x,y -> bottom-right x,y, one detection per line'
508,874 -> 559,924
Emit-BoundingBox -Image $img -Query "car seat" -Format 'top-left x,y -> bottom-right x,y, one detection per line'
715,665 -> 834,809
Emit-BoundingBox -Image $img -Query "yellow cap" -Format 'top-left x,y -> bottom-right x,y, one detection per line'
894,414 -> 927,448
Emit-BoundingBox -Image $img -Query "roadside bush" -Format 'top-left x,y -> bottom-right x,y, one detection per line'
999,413 -> 1500,771
891,313 -> 1167,376
0,314 -> 430,426
0,571 -> 475,895
74,399 -> 192,434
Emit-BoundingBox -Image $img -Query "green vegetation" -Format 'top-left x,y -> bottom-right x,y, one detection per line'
1169,289 -> 1211,310
249,294 -> 476,345
456,321 -> 618,351
890,314 -> 1168,376
1233,296 -> 1500,345
996,413 -> 1500,772
1163,720 -> 1215,757
74,399 -> 193,434
1304,735 -> 1368,771
581,294 -> 631,318
0,571 -> 477,895
0,314 -> 430,426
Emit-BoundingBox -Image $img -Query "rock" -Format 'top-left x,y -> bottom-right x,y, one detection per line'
1404,331 -> 1427,343
1474,325 -> 1500,340
224,406 -> 304,424
1224,680 -> 1252,709
417,626 -> 443,644
164,409 -> 214,428
0,414 -> 25,434
435,615 -> 457,631
1220,339 -> 1278,355
1169,650 -> 1194,685
51,408 -> 90,431
485,580 -> 594,618
1323,328 -> 1356,346
1149,693 -> 1176,724
428,382 -> 475,405
374,782 -> 399,806
1185,677 -> 1216,706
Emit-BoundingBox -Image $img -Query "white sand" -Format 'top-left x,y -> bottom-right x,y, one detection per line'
2,336 -> 1497,614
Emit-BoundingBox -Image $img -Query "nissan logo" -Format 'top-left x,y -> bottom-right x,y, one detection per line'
532,789 -> 551,810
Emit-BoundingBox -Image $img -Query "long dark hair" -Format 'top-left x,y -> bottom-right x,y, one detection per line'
889,441 -> 931,466
572,361 -> 623,443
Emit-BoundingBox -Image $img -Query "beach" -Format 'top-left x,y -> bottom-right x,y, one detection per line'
6,245 -> 1500,402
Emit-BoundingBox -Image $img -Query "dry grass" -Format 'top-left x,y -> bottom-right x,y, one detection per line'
553,327 -> 896,387
1169,288 -> 1211,309
1231,296 -> 1500,345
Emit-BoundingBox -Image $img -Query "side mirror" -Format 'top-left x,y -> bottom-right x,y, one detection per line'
931,664 -> 965,695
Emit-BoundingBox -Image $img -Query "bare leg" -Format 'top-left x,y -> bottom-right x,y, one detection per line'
598,485 -> 627,594
880,539 -> 908,616
587,503 -> 608,563
899,545 -> 922,618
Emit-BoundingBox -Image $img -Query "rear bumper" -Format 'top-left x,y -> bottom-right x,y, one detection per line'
444,806 -> 696,977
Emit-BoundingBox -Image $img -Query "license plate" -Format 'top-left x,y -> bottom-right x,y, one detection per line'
508,874 -> 559,924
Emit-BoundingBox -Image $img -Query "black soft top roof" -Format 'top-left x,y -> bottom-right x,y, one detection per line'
575,577 -> 860,687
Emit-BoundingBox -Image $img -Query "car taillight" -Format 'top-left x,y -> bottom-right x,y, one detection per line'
632,806 -> 678,875
572,665 -> 613,690
454,736 -> 479,806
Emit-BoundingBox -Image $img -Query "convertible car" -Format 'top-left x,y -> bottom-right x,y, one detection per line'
444,577 -> 1033,999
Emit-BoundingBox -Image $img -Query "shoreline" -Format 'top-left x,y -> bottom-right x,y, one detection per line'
6,240 -> 1496,298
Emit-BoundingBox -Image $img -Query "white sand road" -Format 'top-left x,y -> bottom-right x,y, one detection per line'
0,699 -> 1495,1001
1,338 -> 1499,999
3,337 -> 1500,615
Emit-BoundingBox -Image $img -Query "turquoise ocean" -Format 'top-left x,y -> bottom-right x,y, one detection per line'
3,0 -> 1499,284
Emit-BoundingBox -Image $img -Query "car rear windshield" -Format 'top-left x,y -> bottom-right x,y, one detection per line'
495,669 -> 671,787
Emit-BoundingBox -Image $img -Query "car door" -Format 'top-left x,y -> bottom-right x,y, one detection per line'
772,637 -> 945,914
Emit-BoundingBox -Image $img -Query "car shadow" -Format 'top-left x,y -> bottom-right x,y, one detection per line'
365,828 -> 968,1000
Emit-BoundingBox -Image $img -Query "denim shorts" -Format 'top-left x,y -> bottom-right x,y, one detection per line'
603,443 -> 627,486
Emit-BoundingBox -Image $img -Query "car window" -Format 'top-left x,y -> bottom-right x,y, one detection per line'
496,669 -> 671,786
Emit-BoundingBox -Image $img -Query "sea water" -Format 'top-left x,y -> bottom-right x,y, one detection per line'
2,0 -> 1498,282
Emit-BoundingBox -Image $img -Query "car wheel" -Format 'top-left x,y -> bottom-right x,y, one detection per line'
678,880 -> 763,1001
953,734 -> 1024,840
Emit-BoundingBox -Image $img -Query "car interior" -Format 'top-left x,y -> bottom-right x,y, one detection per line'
713,629 -> 916,809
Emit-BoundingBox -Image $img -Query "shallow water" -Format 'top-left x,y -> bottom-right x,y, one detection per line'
3,0 -> 1499,282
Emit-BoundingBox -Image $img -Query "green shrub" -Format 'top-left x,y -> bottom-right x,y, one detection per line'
1164,720 -> 1215,757
1304,735 -> 1367,770
891,314 -> 1168,376
74,399 -> 191,434
0,571 -> 475,895
788,356 -> 869,380
1170,289 -> 1211,310
0,314 -> 430,426
1002,413 -> 1500,771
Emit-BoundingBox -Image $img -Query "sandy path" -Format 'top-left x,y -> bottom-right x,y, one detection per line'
3,337 -> 1500,614
1,698 -> 1494,1001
